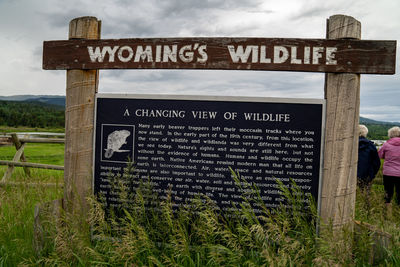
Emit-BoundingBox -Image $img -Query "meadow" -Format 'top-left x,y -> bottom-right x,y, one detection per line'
0,141 -> 64,266
1,140 -> 400,266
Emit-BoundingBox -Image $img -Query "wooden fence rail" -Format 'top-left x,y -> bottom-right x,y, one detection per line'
18,138 -> 65,144
0,181 -> 62,188
0,160 -> 64,170
0,133 -> 65,185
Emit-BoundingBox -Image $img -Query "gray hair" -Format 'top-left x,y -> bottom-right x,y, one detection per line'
388,126 -> 400,139
359,124 -> 368,137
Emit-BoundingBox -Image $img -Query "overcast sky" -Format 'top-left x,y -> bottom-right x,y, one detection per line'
0,0 -> 398,122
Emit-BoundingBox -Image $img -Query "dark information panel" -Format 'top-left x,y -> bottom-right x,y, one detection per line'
94,94 -> 325,214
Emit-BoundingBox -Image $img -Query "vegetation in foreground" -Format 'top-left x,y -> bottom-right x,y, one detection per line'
1,143 -> 400,266
0,143 -> 64,266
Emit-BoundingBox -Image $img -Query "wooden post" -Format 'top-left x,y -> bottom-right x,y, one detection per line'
34,199 -> 63,255
1,133 -> 30,181
64,17 -> 101,212
321,15 -> 361,228
11,134 -> 31,176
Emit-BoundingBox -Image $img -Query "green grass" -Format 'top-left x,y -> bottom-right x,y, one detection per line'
24,173 -> 321,266
0,141 -> 64,265
0,126 -> 64,133
0,183 -> 63,266
1,143 -> 400,266
0,142 -> 64,183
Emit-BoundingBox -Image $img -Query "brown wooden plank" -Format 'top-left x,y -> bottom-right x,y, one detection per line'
0,160 -> 64,170
11,133 -> 31,176
0,181 -> 62,188
43,37 -> 396,74
0,136 -> 12,146
1,143 -> 26,182
19,138 -> 65,143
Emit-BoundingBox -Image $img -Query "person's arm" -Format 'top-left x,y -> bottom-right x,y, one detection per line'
378,143 -> 386,159
372,147 -> 381,176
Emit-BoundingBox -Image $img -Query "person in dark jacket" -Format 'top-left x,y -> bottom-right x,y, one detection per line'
357,125 -> 381,190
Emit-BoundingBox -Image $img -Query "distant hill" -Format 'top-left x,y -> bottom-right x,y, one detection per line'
360,116 -> 399,125
359,116 -> 399,140
25,96 -> 65,107
0,95 -> 65,107
0,96 -> 398,123
0,99 -> 64,128
0,95 -> 398,136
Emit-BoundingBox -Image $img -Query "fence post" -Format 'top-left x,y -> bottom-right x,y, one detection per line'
11,133 -> 31,176
321,15 -> 361,228
64,17 -> 101,213
1,134 -> 30,181
34,17 -> 100,253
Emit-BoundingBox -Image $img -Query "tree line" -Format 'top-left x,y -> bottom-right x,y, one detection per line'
0,99 -> 396,136
0,100 -> 64,128
363,123 -> 397,140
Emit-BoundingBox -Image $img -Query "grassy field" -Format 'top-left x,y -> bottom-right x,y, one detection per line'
0,141 -> 64,266
0,126 -> 65,134
1,141 -> 400,266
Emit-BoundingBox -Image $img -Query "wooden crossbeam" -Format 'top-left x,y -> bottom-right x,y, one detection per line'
0,181 -> 62,188
1,134 -> 30,182
19,138 -> 65,144
0,160 -> 64,170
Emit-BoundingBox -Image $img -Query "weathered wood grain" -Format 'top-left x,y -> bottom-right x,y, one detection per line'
12,133 -> 31,176
63,16 -> 100,212
0,181 -> 62,188
18,138 -> 65,143
1,134 -> 31,182
0,160 -> 64,170
43,37 -> 396,74
1,143 -> 26,182
33,199 -> 63,254
321,15 -> 361,229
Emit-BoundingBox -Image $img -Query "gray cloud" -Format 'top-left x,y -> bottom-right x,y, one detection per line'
292,0 -> 359,21
0,0 -> 399,123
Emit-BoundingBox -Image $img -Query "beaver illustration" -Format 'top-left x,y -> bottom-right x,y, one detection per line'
104,130 -> 131,159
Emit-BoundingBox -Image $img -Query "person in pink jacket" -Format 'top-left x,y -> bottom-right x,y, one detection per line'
378,126 -> 400,204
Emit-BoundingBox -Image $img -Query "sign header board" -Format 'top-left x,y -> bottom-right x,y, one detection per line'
94,94 -> 325,214
43,37 -> 396,74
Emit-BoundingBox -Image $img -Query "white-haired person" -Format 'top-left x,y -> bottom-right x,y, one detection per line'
357,125 -> 381,190
379,126 -> 400,205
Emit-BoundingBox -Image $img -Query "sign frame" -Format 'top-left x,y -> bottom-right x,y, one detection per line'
93,93 -> 326,216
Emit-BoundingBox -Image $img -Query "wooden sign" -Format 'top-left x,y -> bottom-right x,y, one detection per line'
43,37 -> 396,74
